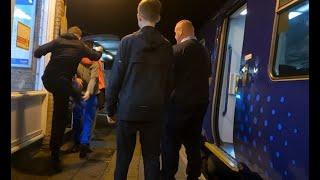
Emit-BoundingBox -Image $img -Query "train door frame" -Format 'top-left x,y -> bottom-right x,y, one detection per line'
210,20 -> 228,148
217,5 -> 247,155
205,0 -> 248,173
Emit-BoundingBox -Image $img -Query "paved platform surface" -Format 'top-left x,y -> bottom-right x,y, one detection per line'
11,116 -> 206,180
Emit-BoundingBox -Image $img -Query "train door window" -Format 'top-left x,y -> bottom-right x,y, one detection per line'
217,4 -> 247,158
270,0 -> 309,79
278,0 -> 294,8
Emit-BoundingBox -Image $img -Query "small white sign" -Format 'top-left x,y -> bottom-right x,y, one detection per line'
244,53 -> 253,61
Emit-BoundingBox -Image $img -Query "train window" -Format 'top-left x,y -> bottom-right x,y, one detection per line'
271,0 -> 309,78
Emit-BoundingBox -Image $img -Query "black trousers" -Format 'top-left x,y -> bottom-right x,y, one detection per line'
97,88 -> 105,110
115,120 -> 163,180
161,103 -> 207,180
43,76 -> 81,154
50,92 -> 69,153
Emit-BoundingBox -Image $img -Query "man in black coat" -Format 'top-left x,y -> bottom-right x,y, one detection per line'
105,0 -> 173,179
34,26 -> 102,172
161,20 -> 211,180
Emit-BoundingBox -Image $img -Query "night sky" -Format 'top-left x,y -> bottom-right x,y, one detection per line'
66,0 -> 223,43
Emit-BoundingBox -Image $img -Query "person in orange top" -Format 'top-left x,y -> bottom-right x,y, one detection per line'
76,46 -> 106,142
80,48 -> 106,110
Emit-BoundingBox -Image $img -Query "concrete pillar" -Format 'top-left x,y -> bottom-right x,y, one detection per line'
53,0 -> 65,38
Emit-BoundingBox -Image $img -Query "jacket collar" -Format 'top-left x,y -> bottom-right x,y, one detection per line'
181,36 -> 197,43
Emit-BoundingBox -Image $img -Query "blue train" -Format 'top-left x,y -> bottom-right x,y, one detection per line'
199,0 -> 309,179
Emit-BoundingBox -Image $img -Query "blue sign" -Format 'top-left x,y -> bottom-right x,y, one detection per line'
12,58 -> 29,66
16,0 -> 34,5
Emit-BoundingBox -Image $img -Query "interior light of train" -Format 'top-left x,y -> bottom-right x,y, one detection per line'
288,3 -> 308,20
240,9 -> 247,15
288,12 -> 302,20
236,94 -> 241,99
14,8 -> 31,20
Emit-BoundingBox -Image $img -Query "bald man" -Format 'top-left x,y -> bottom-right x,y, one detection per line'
161,20 -> 211,180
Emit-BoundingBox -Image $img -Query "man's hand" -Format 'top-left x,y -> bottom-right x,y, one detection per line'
106,115 -> 117,124
75,78 -> 83,89
82,91 -> 90,101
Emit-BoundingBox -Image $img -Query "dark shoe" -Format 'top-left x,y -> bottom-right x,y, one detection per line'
51,151 -> 60,162
79,144 -> 92,158
51,159 -> 62,173
66,143 -> 81,153
50,152 -> 62,173
87,147 -> 93,153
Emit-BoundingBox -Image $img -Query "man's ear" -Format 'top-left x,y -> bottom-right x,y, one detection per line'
137,13 -> 141,21
177,29 -> 182,37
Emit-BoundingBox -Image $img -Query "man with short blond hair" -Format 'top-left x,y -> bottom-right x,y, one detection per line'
137,0 -> 161,22
161,20 -> 211,180
106,0 -> 173,179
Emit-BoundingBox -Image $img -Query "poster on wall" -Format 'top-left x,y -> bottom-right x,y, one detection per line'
16,22 -> 31,50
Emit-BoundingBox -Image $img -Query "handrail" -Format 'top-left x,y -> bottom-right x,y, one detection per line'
222,45 -> 232,116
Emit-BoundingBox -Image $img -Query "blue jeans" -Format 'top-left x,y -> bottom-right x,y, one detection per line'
72,95 -> 97,145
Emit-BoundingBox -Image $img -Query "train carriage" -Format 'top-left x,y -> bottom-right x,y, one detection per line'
200,0 -> 309,179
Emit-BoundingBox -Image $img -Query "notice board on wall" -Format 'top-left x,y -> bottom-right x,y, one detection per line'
16,22 -> 31,50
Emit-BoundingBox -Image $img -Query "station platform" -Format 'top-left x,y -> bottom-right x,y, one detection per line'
11,116 -> 206,180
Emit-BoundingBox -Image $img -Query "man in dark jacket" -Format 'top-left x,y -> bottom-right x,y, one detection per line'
105,0 -> 173,179
161,20 -> 211,180
34,26 -> 102,172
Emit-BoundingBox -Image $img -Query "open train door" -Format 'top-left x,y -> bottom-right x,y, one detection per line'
204,3 -> 248,175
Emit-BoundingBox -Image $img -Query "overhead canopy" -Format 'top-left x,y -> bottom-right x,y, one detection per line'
66,0 -> 224,43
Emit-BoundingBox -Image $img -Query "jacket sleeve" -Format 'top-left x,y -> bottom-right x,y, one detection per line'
204,48 -> 212,77
82,43 -> 102,61
34,39 -> 57,58
106,39 -> 128,117
166,46 -> 175,103
169,44 -> 182,99
87,62 -> 99,95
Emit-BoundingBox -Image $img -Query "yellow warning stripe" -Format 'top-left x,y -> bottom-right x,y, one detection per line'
204,142 -> 239,172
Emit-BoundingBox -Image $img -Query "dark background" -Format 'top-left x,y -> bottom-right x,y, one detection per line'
66,0 -> 224,43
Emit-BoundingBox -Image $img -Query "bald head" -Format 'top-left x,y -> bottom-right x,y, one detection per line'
174,20 -> 195,43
